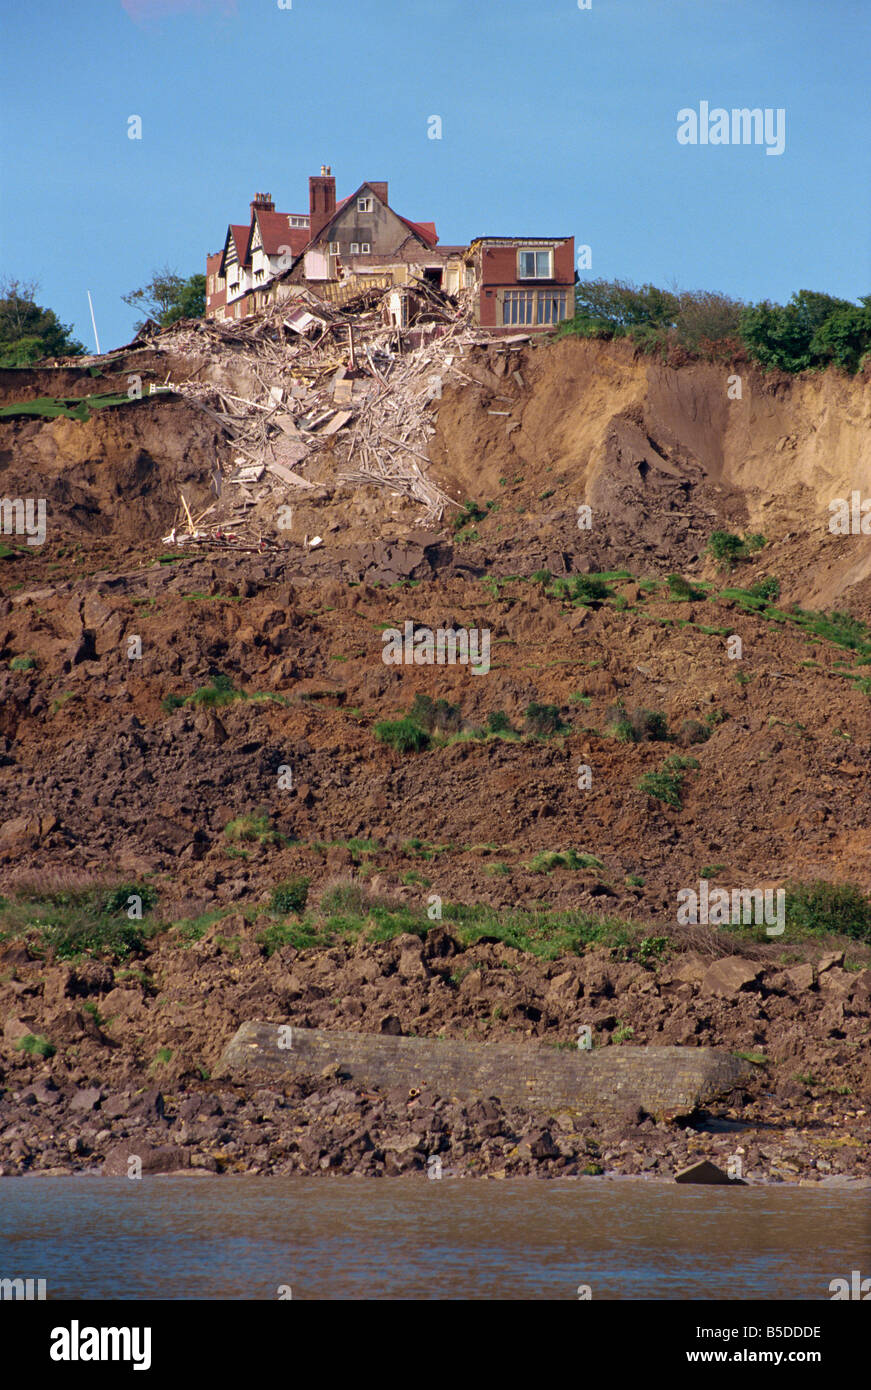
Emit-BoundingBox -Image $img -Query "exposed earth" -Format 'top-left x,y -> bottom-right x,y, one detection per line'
1,326 -> 869,1182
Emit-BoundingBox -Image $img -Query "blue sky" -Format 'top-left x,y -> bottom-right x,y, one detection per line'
2,0 -> 868,351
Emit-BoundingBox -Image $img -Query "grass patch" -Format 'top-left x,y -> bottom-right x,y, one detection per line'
15,1033 -> 56,1059
162,672 -> 289,713
637,755 -> 699,810
526,850 -> 604,874
0,881 -> 158,961
783,880 -> 871,945
224,810 -> 283,846
374,717 -> 431,753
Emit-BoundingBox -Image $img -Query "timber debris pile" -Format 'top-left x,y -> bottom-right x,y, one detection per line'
128,282 -> 502,548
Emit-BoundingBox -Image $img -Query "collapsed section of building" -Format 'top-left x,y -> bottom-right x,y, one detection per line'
206,166 -> 575,333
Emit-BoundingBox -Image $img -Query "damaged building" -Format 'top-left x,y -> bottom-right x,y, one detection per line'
205,167 -> 575,332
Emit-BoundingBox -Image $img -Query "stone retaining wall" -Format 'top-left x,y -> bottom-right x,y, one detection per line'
217,1023 -> 753,1120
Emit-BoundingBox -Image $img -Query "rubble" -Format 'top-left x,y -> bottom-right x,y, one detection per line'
136,281 -> 479,546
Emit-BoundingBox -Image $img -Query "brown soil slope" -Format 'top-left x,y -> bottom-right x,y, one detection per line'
1,332 -> 870,1181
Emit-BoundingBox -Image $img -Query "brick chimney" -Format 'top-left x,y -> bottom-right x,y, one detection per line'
368,181 -> 388,206
308,166 -> 336,243
249,191 -> 275,217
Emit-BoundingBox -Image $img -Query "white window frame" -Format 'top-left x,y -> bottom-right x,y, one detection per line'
517,248 -> 554,280
357,196 -> 373,213
360,242 -> 371,254
349,242 -> 359,254
329,240 -> 340,255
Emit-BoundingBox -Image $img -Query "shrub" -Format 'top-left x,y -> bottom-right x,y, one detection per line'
708,532 -> 748,568
524,702 -> 568,737
783,880 -> 871,944
607,703 -> 668,742
631,709 -> 669,742
270,877 -> 310,915
677,718 -> 710,746
666,574 -> 705,601
10,654 -> 36,670
103,882 -> 158,915
748,576 -> 780,602
189,672 -> 240,707
452,500 -> 487,533
486,710 -> 515,734
374,717 -> 430,752
607,702 -> 637,743
739,290 -> 871,375
410,693 -> 462,734
549,574 -> 611,603
637,755 -> 699,809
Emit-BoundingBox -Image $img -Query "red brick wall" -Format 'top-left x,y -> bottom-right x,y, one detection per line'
476,238 -> 575,331
205,252 -> 226,318
479,238 -> 574,288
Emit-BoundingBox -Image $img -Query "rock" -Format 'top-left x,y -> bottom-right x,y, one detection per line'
69,1086 -> 103,1113
546,970 -> 581,1002
817,951 -> 844,973
379,1014 -> 403,1036
65,629 -> 97,666
670,954 -> 708,986
0,817 -> 38,847
100,988 -> 146,1022
819,968 -> 855,996
2,1017 -> 33,1047
100,1093 -> 133,1120
102,1143 -> 190,1176
122,1087 -> 166,1122
529,1129 -> 560,1160
675,1159 -> 746,1185
397,940 -> 430,981
700,956 -> 762,997
784,963 -> 815,992
32,1079 -> 62,1106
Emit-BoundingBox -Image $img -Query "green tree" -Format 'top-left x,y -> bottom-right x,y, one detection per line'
0,278 -> 85,365
122,266 -> 206,331
674,289 -> 744,349
573,277 -> 679,329
809,295 -> 871,373
739,289 -> 862,373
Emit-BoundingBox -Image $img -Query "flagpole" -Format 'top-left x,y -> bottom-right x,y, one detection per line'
86,290 -> 101,354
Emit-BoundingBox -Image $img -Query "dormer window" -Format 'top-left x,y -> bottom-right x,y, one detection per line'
350,243 -> 359,254
360,243 -> 371,254
329,241 -> 340,255
517,248 -> 553,279
358,196 -> 373,213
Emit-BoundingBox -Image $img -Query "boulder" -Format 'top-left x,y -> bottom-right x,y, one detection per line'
784,962 -> 815,992
102,1143 -> 190,1177
675,1159 -> 745,1185
700,956 -> 762,997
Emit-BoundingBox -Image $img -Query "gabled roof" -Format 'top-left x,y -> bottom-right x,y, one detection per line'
248,210 -> 310,260
308,182 -> 438,252
219,224 -> 251,277
397,216 -> 438,248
